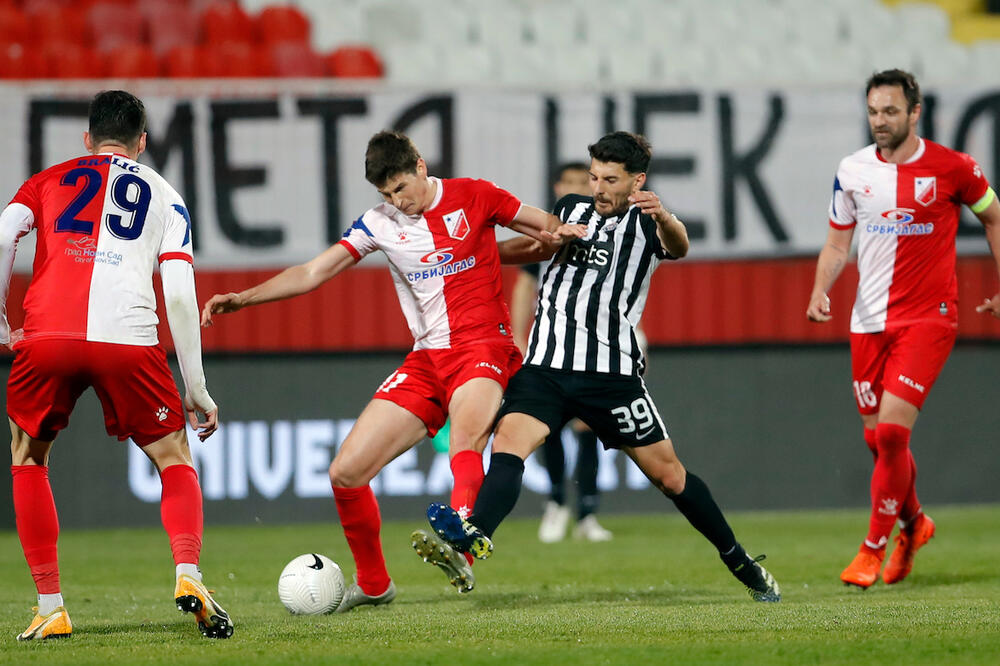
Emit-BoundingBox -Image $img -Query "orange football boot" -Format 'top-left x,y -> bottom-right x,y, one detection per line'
840,549 -> 884,588
16,606 -> 72,641
883,514 -> 935,585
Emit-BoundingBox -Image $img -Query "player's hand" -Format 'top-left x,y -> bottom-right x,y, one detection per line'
975,293 -> 1000,320
629,190 -> 668,218
540,223 -> 587,245
2,327 -> 24,350
201,292 -> 244,327
807,292 -> 832,322
184,393 -> 219,441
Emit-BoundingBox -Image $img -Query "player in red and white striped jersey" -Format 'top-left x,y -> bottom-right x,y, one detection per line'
202,130 -> 582,608
0,91 -> 231,639
807,70 -> 1000,589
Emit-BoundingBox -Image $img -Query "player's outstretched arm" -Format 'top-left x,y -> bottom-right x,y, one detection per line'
161,259 -> 218,441
807,226 -> 854,323
631,190 -> 689,258
974,192 -> 1000,319
201,243 -> 357,326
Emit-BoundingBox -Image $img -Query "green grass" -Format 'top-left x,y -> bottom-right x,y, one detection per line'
2,506 -> 1000,665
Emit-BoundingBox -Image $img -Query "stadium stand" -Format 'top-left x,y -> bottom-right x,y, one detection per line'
0,0 -> 995,82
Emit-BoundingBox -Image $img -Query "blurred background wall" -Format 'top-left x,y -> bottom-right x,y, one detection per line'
1,0 -> 998,528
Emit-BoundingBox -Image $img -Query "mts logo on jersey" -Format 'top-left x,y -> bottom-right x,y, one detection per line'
562,239 -> 613,276
442,209 -> 470,240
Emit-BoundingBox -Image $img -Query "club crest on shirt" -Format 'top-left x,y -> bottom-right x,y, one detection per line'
914,177 -> 936,206
442,209 -> 470,241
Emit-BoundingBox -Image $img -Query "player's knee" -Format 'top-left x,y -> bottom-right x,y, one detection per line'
875,423 -> 910,459
328,458 -> 368,488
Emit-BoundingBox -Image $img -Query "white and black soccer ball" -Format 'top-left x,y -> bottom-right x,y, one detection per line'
277,553 -> 346,615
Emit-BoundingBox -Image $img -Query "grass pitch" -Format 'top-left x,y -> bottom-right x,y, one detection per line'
2,505 -> 999,665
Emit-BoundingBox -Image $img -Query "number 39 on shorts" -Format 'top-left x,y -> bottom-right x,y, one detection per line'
610,397 -> 654,434
377,371 -> 408,393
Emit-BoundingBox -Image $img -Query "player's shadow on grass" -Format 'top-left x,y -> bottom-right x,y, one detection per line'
453,585 -> 725,610
71,620 -> 206,638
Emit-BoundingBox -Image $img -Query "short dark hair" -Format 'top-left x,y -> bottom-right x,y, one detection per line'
88,90 -> 146,149
866,69 -> 921,113
588,132 -> 651,174
365,130 -> 421,186
552,161 -> 589,185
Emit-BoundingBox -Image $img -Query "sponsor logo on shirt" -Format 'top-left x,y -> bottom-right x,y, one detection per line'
866,208 -> 934,236
419,248 -> 454,266
406,255 -> 476,283
561,239 -> 614,275
914,177 -> 936,206
63,237 -> 123,266
442,209 -> 470,241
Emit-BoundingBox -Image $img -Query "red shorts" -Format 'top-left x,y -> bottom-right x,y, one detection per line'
6,338 -> 186,445
849,322 -> 956,414
372,339 -> 522,436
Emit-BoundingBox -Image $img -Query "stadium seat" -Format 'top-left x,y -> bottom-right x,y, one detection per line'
41,42 -> 108,79
27,5 -> 89,47
210,41 -> 272,77
268,42 -> 325,77
0,41 -> 45,79
0,5 -> 29,46
325,45 -> 384,78
360,1 -> 425,48
894,2 -> 953,44
437,45 -> 496,85
162,44 -> 217,77
915,40 -> 972,85
144,4 -> 200,55
87,2 -> 146,52
104,44 -> 160,78
200,0 -> 255,47
254,5 -> 311,46
299,0 -> 364,51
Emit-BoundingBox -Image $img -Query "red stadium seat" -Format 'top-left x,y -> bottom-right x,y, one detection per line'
145,4 -> 200,55
27,5 -> 90,47
325,45 -> 384,79
254,5 -> 311,46
268,42 -> 324,77
41,42 -> 108,79
199,1 -> 254,47
162,45 -> 217,78
87,2 -> 146,52
0,6 -> 29,46
0,41 -> 45,79
104,44 -> 160,78
210,41 -> 271,77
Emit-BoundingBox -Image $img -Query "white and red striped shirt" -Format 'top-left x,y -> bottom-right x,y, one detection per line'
6,152 -> 193,346
338,177 -> 521,350
829,138 -> 992,333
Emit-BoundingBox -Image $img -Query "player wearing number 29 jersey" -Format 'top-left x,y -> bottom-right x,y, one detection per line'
6,152 -> 192,346
1,91 -> 228,642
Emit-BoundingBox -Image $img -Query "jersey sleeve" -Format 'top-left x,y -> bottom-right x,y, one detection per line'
955,153 -> 993,212
477,180 -> 522,227
828,163 -> 856,229
337,212 -> 379,262
8,175 -> 42,225
158,191 -> 194,264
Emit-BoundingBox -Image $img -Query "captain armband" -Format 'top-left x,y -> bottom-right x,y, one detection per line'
971,187 -> 996,214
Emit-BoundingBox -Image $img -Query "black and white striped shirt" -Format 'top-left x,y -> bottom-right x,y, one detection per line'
524,194 -> 671,376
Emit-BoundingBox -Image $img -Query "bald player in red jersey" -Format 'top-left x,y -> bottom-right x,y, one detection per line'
1,91 -> 230,640
807,70 -> 1000,589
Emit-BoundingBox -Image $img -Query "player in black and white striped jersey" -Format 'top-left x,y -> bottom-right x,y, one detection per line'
424,132 -> 781,602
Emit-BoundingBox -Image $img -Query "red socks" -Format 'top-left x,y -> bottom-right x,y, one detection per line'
863,427 -> 878,463
160,465 -> 203,566
333,485 -> 391,596
449,449 -> 484,519
12,465 -> 60,594
864,423 -> 912,553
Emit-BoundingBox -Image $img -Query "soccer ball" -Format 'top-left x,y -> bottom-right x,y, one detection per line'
277,553 -> 346,615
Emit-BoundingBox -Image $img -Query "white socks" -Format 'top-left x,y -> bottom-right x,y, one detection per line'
176,563 -> 202,582
38,593 -> 64,616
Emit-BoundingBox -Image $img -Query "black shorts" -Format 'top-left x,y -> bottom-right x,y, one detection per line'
497,365 -> 669,449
